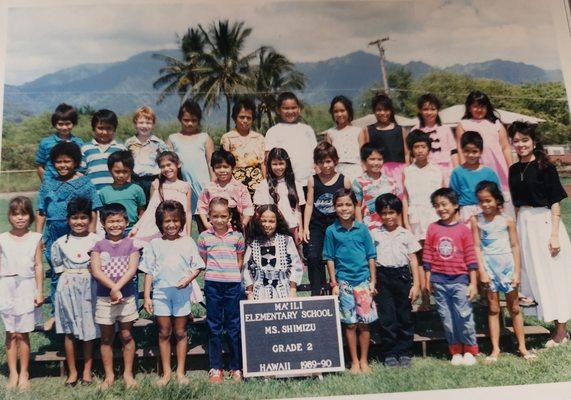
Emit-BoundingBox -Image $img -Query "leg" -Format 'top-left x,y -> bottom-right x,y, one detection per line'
553,320 -> 569,342
224,283 -> 243,373
416,248 -> 431,310
18,333 -> 31,390
5,332 -> 19,389
357,324 -> 371,373
306,224 -> 326,296
376,269 -> 398,360
204,281 -> 224,371
81,340 -> 95,383
173,316 -> 189,383
432,283 -> 462,355
99,324 -> 116,390
505,290 -> 530,355
487,291 -> 501,359
119,322 -> 137,388
156,316 -> 173,385
392,268 -> 414,358
450,283 -> 478,355
64,334 -> 79,384
344,324 -> 360,373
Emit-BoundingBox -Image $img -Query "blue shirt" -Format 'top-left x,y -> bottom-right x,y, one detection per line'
81,139 -> 126,191
99,183 -> 146,228
323,220 -> 376,285
449,165 -> 501,206
35,133 -> 84,182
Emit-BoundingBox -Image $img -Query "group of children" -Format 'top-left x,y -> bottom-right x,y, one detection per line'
1,89 -> 569,390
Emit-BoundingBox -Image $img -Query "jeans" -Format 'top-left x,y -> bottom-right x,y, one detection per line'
432,281 -> 478,355
304,217 -> 335,296
204,280 -> 242,370
374,266 -> 414,358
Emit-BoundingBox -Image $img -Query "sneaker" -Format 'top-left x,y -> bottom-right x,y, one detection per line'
450,354 -> 463,366
398,356 -> 412,368
462,353 -> 477,366
208,369 -> 223,383
228,370 -> 242,382
383,356 -> 399,367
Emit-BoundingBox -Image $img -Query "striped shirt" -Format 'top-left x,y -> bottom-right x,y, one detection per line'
196,228 -> 245,283
81,139 -> 126,190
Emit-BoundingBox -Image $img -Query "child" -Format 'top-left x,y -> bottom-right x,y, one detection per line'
372,193 -> 420,367
323,188 -> 377,374
0,197 -> 43,390
253,147 -> 305,242
36,142 -> 101,331
187,198 -> 245,382
450,131 -> 501,224
324,95 -> 366,182
244,204 -> 304,300
140,200 -> 204,385
51,197 -> 101,386
167,99 -> 214,215
366,93 -> 409,195
131,151 -> 192,241
265,92 -> 317,190
423,188 -> 478,366
303,142 -> 352,296
99,150 -> 146,234
196,149 -> 254,232
81,109 -> 127,191
36,103 -> 84,182
470,181 -> 535,362
90,204 -> 140,390
125,106 -> 169,203
412,93 -> 458,186
353,143 -> 398,231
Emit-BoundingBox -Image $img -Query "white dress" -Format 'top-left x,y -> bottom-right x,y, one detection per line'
403,163 -> 441,240
326,125 -> 363,182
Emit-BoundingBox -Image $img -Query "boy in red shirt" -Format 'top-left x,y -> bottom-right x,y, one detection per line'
423,188 -> 478,366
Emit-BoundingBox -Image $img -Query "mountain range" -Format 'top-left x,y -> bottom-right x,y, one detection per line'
3,50 -> 563,123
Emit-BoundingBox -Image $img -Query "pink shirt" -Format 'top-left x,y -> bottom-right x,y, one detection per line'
413,124 -> 457,166
196,178 -> 254,216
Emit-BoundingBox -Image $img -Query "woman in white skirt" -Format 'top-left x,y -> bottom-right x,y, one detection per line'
508,121 -> 571,347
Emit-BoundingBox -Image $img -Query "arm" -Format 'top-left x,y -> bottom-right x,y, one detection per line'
548,202 -> 562,257
143,274 -> 153,314
498,124 -> 513,167
242,246 -> 255,300
34,241 -> 44,306
302,176 -> 314,242
205,135 -> 215,180
36,212 -> 46,234
185,187 -> 193,236
90,251 -> 120,292
455,123 -> 465,164
358,128 -> 367,148
326,260 -> 339,296
295,206 -> 303,242
470,216 -> 490,284
407,250 -> 420,303
36,166 -> 45,181
402,178 -> 410,229
402,127 -> 411,164
286,237 -> 304,297
324,131 -> 332,144
166,137 -> 173,151
468,269 -> 478,301
90,211 -> 97,233
368,258 -> 377,295
507,216 -> 521,287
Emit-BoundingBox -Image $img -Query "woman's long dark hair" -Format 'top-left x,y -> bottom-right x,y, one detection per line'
266,148 -> 299,210
156,151 -> 183,201
416,93 -> 442,127
508,121 -> 550,170
462,90 -> 499,123
247,204 -> 292,244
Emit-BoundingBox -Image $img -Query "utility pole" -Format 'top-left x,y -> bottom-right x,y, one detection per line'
369,37 -> 390,94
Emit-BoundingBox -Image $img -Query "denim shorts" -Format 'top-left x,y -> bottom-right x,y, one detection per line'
153,286 -> 192,317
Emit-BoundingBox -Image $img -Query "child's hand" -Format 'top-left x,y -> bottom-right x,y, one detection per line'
424,281 -> 432,296
369,281 -> 377,296
110,288 -> 123,304
332,286 -> 340,296
34,294 -> 44,307
548,235 -> 561,257
204,221 -> 213,231
289,287 -> 297,298
128,228 -> 138,238
467,284 -> 478,301
511,272 -> 520,287
176,277 -> 191,289
409,285 -> 420,304
296,228 -> 303,245
303,230 -> 310,243
143,298 -> 153,315
479,271 -> 491,285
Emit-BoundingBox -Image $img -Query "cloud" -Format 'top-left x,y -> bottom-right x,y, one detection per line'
4,0 -> 561,85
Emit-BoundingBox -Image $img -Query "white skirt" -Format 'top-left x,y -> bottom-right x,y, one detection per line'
518,207 -> 571,322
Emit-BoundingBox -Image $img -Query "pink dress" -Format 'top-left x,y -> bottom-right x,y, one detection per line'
413,123 -> 456,186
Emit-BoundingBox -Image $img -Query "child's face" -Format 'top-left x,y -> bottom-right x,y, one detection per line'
277,99 -> 300,124
103,214 -> 128,239
110,161 -> 132,186
159,159 -> 179,181
135,116 -> 154,137
420,102 -> 438,126
235,108 -> 253,133
477,189 -> 498,216
54,120 -> 74,137
332,102 -> 349,127
270,159 -> 287,178
374,105 -> 393,125
379,208 -> 399,230
68,212 -> 91,235
54,154 -> 77,179
468,102 -> 487,120
213,161 -> 233,183
511,132 -> 534,158
9,209 -> 30,230
180,111 -> 200,133
432,196 -> 458,222
412,142 -> 430,163
316,157 -> 336,176
364,151 -> 384,175
93,122 -> 115,144
462,143 -> 482,167
161,211 -> 182,239
209,204 -> 231,232
334,195 -> 355,222
260,210 -> 277,237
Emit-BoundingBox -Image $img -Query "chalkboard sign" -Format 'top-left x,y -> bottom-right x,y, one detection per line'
240,295 -> 345,377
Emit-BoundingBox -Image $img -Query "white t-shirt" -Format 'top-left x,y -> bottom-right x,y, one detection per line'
265,122 -> 317,187
253,178 -> 306,229
0,231 -> 42,277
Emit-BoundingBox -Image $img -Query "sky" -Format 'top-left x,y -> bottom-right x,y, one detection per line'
4,0 -> 562,85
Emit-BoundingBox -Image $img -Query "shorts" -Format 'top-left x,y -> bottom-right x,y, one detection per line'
1,311 -> 35,333
338,280 -> 378,325
483,252 -> 516,294
95,295 -> 138,325
153,286 -> 192,317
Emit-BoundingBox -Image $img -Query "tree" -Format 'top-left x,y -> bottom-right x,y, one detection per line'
387,67 -> 414,115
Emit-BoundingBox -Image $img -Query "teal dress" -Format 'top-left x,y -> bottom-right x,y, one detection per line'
168,132 -> 210,213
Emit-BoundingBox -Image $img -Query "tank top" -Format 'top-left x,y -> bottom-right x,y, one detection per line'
476,213 -> 511,255
311,173 -> 345,223
367,124 -> 405,163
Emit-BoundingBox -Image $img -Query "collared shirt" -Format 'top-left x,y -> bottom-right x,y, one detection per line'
323,220 -> 376,285
196,178 -> 254,216
81,139 -> 126,190
35,133 -> 85,181
371,225 -> 421,268
197,228 -> 245,283
124,135 -> 168,176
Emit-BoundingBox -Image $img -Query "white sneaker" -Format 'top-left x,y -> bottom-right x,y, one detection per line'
462,352 -> 477,366
450,354 -> 463,366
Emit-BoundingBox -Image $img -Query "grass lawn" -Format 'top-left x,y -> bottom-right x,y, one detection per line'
0,194 -> 570,399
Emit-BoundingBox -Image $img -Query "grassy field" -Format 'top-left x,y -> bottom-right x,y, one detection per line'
0,194 -> 570,399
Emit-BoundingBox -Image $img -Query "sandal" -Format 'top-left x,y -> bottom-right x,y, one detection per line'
518,296 -> 537,307
545,334 -> 569,348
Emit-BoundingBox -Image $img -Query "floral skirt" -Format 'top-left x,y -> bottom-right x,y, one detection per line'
233,165 -> 263,198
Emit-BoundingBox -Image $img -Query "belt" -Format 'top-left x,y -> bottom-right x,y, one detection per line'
376,264 -> 409,269
64,268 -> 90,274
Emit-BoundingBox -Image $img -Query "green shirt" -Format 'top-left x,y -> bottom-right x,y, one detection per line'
99,183 -> 146,227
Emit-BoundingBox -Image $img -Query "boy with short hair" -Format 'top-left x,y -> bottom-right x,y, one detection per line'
90,203 -> 140,390
81,109 -> 126,191
99,150 -> 146,234
36,103 -> 84,182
